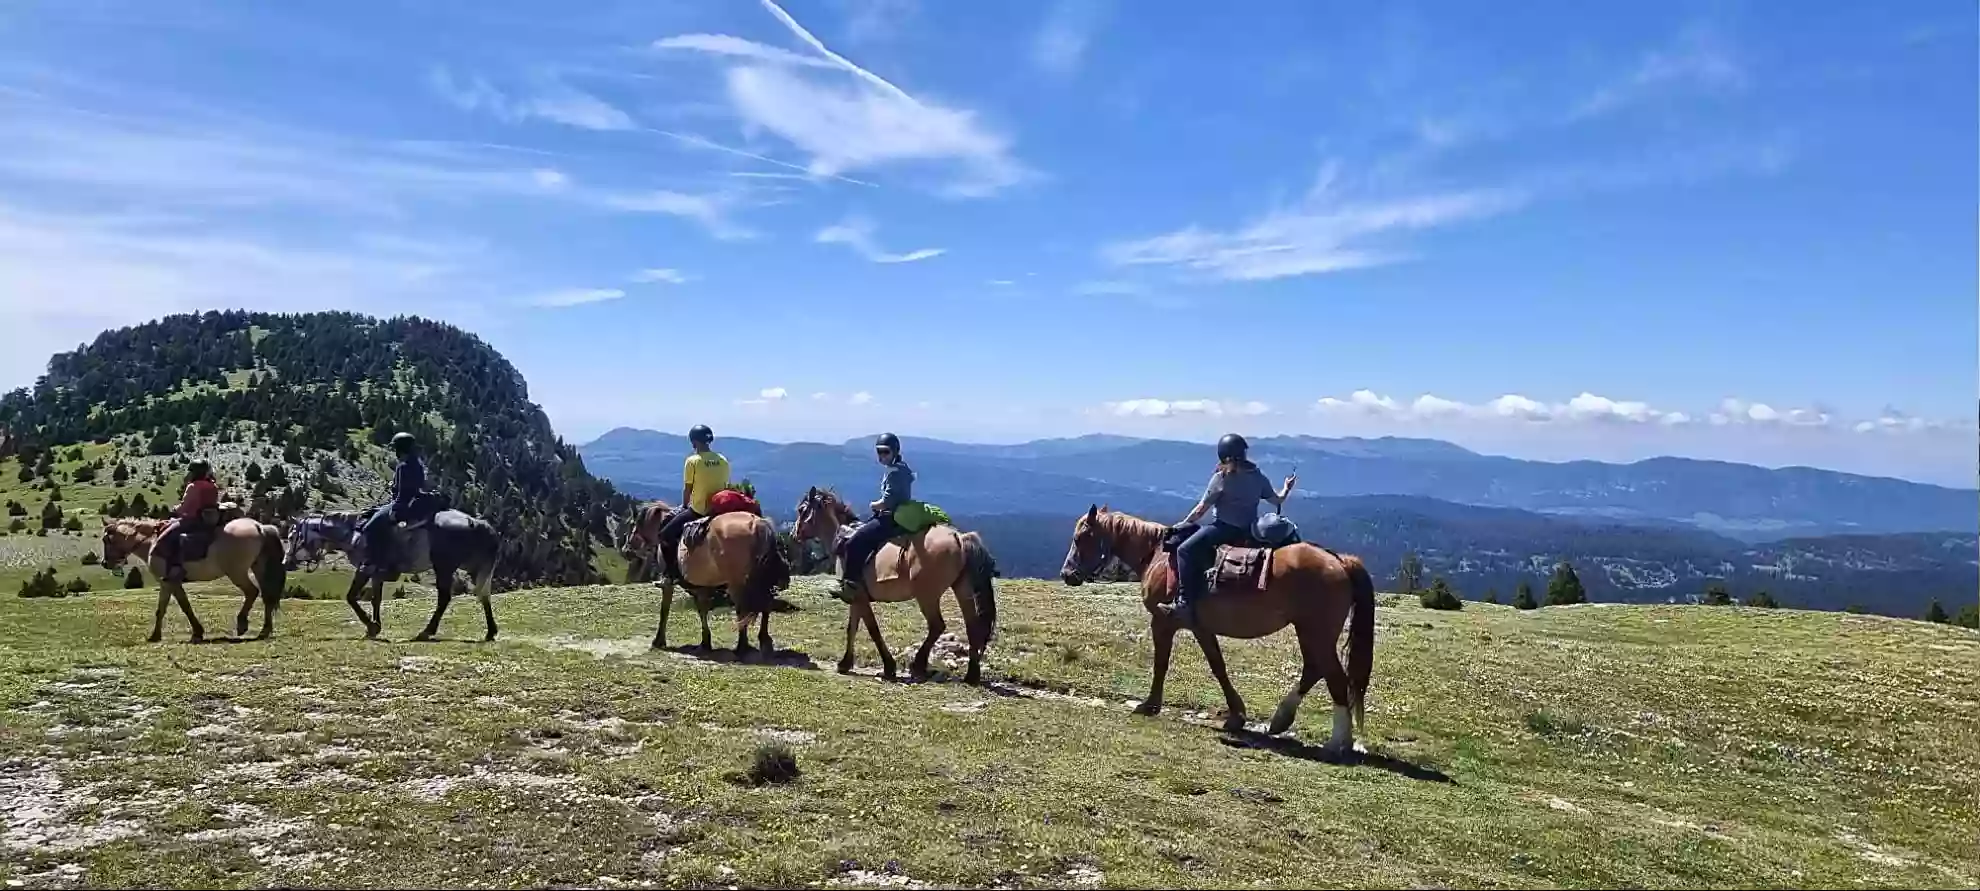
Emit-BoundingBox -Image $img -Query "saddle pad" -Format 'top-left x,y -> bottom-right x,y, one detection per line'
1207,545 -> 1273,595
681,516 -> 714,552
872,537 -> 916,583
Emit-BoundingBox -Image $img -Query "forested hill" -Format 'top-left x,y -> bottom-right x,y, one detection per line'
0,310 -> 635,588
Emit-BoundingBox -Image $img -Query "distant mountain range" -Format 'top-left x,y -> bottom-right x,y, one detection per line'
578,428 -> 1979,617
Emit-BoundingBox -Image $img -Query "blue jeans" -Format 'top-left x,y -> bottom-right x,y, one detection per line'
1176,521 -> 1248,606
841,512 -> 902,583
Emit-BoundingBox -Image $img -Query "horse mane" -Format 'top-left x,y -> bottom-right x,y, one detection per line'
1097,509 -> 1166,568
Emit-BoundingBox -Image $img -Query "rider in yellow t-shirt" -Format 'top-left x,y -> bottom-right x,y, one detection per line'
658,425 -> 729,582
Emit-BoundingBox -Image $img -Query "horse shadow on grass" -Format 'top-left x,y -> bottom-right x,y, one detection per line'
1217,730 -> 1456,784
660,643 -> 820,671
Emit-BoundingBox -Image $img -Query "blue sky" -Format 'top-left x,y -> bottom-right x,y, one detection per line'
0,0 -> 1972,484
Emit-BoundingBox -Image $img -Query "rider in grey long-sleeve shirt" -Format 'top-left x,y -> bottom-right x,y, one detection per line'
838,433 -> 915,601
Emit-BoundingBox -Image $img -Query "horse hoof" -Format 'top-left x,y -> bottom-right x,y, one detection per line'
188,633 -> 205,645
1132,701 -> 1162,717
255,630 -> 273,641
412,631 -> 434,643
836,657 -> 854,674
363,626 -> 381,640
651,639 -> 667,651
964,669 -> 982,686
1222,715 -> 1248,733
235,618 -> 249,637
483,632 -> 497,643
145,632 -> 162,644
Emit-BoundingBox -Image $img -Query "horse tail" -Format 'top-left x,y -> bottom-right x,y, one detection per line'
472,518 -> 501,593
740,517 -> 789,617
958,531 -> 999,646
257,524 -> 287,609
1340,552 -> 1376,732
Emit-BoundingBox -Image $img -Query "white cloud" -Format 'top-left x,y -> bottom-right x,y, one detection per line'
815,216 -> 945,263
810,391 -> 831,401
592,188 -> 753,240
1102,398 -> 1267,418
1316,390 -> 1691,426
528,287 -> 626,308
1032,0 -> 1109,77
1104,177 -> 1524,282
631,267 -> 688,284
849,391 -> 874,405
1708,398 -> 1830,428
532,168 -> 569,189
987,279 -> 1015,286
650,0 -> 1028,195
760,387 -> 788,401
429,67 -> 634,131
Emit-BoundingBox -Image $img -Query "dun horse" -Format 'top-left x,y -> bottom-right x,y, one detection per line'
1059,505 -> 1375,753
100,511 -> 288,643
792,487 -> 998,683
622,501 -> 792,657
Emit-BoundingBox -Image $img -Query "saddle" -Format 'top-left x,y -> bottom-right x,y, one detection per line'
1161,516 -> 1305,597
171,502 -> 244,563
831,523 -> 925,583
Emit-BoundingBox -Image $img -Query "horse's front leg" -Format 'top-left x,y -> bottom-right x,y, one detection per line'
757,610 -> 774,657
1193,630 -> 1247,732
651,579 -> 674,650
366,576 -> 386,640
1136,613 -> 1175,716
344,572 -> 373,633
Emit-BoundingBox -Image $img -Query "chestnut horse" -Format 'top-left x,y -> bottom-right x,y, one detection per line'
792,487 -> 998,683
1059,505 -> 1374,753
100,512 -> 288,643
623,500 -> 791,657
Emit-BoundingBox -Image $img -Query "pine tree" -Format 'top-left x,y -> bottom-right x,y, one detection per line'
1545,562 -> 1587,606
129,493 -> 151,517
1701,583 -> 1733,606
124,567 -> 145,589
1742,590 -> 1779,608
1396,551 -> 1423,593
1925,600 -> 1950,624
1955,603 -> 1979,629
1482,588 -> 1500,604
112,461 -> 130,484
1513,581 -> 1538,610
282,442 -> 302,466
105,494 -> 129,518
244,462 -> 263,484
39,499 -> 62,530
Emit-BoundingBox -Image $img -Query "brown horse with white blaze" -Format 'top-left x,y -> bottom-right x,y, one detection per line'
1059,505 -> 1375,753
792,487 -> 998,683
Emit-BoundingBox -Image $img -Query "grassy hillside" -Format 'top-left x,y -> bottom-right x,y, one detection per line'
0,310 -> 636,590
2,577 -> 1974,889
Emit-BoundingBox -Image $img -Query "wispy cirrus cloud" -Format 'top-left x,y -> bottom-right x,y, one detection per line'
649,0 -> 1029,196
429,66 -> 634,131
1574,23 -> 1747,120
528,287 -> 626,308
631,267 -> 689,284
1031,0 -> 1110,77
815,216 -> 944,263
1104,174 -> 1524,282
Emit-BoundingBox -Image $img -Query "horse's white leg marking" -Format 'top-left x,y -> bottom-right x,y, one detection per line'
1328,704 -> 1353,751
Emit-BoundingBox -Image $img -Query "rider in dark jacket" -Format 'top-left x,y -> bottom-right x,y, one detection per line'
360,432 -> 429,574
836,432 -> 913,602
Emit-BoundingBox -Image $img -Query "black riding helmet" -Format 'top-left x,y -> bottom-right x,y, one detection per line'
391,432 -> 418,455
187,459 -> 213,480
1216,433 -> 1248,461
875,432 -> 901,453
689,424 -> 714,446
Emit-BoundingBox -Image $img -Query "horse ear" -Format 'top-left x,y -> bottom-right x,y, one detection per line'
1085,504 -> 1098,522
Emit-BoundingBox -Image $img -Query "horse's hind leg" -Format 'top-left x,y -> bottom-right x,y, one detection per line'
413,566 -> 454,642
169,581 -> 204,644
694,594 -> 713,652
756,610 -> 773,656
1192,631 -> 1247,732
910,593 -> 946,679
230,568 -> 259,638
1270,621 -> 1340,737
952,580 -> 984,685
367,576 -> 386,640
